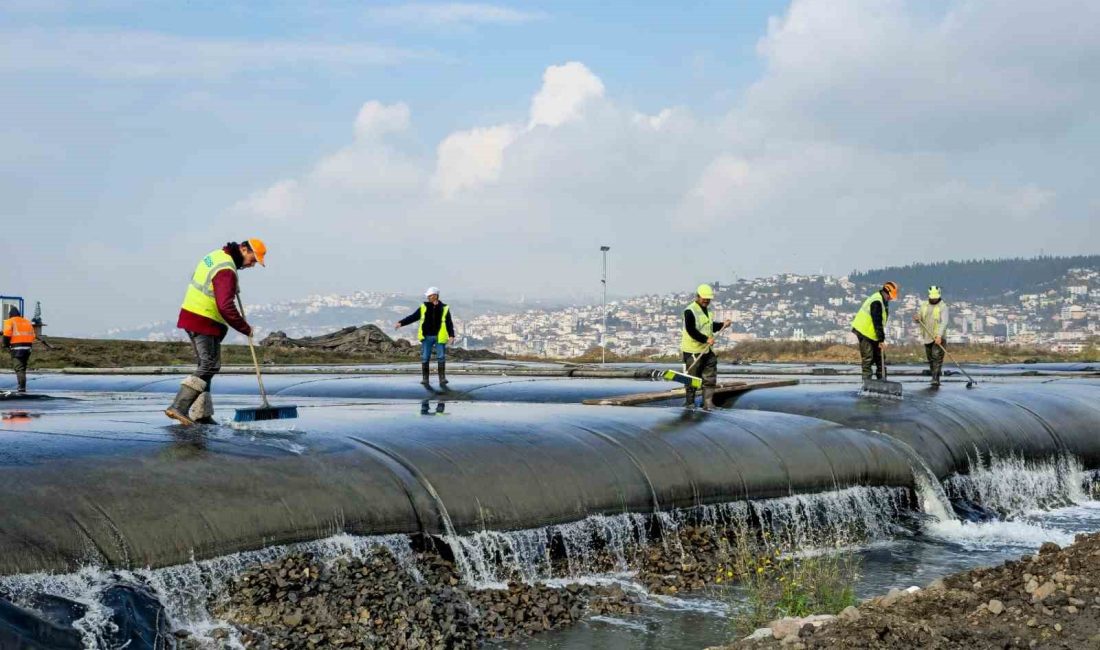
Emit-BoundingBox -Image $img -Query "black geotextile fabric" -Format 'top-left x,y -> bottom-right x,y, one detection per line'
728,381 -> 1100,478
0,402 -> 913,576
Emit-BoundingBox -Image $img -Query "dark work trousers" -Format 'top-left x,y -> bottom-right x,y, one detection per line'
10,348 -> 30,391
925,340 -> 946,383
682,350 -> 717,406
855,332 -> 883,379
188,332 -> 223,385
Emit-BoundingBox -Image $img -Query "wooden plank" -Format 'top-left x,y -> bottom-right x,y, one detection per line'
582,379 -> 799,406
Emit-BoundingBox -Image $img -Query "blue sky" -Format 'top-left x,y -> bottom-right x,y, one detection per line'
2,1 -> 1098,335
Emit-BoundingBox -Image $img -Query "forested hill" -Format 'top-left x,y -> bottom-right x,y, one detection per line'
849,255 -> 1100,302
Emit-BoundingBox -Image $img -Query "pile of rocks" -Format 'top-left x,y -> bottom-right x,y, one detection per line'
725,531 -> 1100,649
197,545 -> 640,648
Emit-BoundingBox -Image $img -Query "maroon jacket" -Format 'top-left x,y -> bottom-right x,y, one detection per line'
177,245 -> 251,338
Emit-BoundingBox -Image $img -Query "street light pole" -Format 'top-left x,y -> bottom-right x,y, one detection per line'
600,245 -> 610,364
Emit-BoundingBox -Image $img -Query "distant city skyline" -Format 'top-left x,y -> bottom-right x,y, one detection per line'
3,1 -> 1099,335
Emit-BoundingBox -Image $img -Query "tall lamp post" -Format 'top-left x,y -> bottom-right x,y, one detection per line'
600,245 -> 610,364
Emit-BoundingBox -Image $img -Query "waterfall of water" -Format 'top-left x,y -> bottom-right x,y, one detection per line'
945,451 -> 1087,517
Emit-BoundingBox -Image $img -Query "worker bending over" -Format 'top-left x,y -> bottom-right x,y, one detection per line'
914,285 -> 949,387
850,281 -> 899,380
681,284 -> 729,410
166,239 -> 266,425
2,308 -> 36,393
396,287 -> 455,388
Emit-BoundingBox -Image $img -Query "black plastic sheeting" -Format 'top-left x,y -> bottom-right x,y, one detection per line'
727,381 -> 1100,479
0,402 -> 914,576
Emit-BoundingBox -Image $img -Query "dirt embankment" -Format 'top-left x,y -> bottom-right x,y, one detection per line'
19,326 -> 498,369
728,532 -> 1100,649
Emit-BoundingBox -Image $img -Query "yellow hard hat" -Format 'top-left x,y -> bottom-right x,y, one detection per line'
696,284 -> 714,299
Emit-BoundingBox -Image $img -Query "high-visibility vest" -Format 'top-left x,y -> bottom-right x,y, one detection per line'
180,249 -> 237,325
919,302 -> 945,338
681,301 -> 713,354
418,303 -> 450,344
2,316 -> 36,346
851,292 -> 888,341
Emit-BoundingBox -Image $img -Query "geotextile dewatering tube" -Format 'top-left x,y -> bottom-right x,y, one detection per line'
0,402 -> 916,576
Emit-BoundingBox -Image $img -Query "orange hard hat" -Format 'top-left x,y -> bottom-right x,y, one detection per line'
882,281 -> 899,300
247,238 -> 267,266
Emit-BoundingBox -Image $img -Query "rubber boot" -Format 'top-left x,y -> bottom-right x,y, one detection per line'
165,376 -> 205,426
189,391 -> 218,425
931,371 -> 941,388
438,361 -> 449,387
421,362 -> 431,387
684,388 -> 696,409
702,388 -> 716,411
15,370 -> 26,393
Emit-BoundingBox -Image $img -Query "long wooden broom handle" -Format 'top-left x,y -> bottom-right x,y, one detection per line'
237,295 -> 270,408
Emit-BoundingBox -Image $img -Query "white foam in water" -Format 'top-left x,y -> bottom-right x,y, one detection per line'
945,451 -> 1087,517
923,518 -> 1075,550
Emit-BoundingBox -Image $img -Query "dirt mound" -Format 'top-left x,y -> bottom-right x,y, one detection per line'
731,532 -> 1100,649
260,326 -> 500,360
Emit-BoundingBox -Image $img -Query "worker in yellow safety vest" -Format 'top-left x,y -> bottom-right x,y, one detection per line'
2,308 -> 37,393
681,284 -> 730,410
396,287 -> 456,388
913,285 -> 949,387
166,239 -> 266,425
850,281 -> 899,380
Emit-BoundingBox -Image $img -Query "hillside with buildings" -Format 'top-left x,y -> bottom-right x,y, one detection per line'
100,256 -> 1098,358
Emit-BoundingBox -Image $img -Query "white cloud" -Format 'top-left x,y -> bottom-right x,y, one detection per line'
0,28 -> 426,79
354,101 -> 411,140
528,62 -> 605,129
431,124 -> 519,197
232,179 -> 301,220
225,0 -> 1097,302
366,3 -> 547,27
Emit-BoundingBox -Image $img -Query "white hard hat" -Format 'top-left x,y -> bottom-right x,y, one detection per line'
425,286 -> 440,297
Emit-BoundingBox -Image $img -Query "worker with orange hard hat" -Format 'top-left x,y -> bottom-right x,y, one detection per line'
166,239 -> 267,425
850,281 -> 899,381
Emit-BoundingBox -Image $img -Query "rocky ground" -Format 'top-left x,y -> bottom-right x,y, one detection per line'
724,531 -> 1100,649
177,545 -> 641,649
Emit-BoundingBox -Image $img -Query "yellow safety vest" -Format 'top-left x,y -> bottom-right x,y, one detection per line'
851,292 -> 888,341
681,301 -> 713,354
180,249 -> 237,325
418,303 -> 450,344
919,302 -> 944,338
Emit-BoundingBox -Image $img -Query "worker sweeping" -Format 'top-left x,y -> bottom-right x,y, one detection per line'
851,281 -> 899,381
395,287 -> 455,388
681,284 -> 729,410
165,239 -> 266,425
914,285 -> 950,387
2,308 -> 36,393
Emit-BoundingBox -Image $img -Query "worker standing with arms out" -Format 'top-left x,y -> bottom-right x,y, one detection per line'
165,239 -> 266,425
914,285 -> 949,387
850,281 -> 899,380
396,287 -> 455,388
681,284 -> 729,410
2,308 -> 36,393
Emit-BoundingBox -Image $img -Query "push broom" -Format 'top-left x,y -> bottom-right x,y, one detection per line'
233,296 -> 298,422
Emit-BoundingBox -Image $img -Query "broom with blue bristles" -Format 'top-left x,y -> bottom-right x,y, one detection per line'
234,296 -> 298,422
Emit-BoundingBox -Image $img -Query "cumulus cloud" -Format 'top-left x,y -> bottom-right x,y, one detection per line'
432,61 -> 606,197
227,0 -> 1098,300
232,179 -> 302,220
